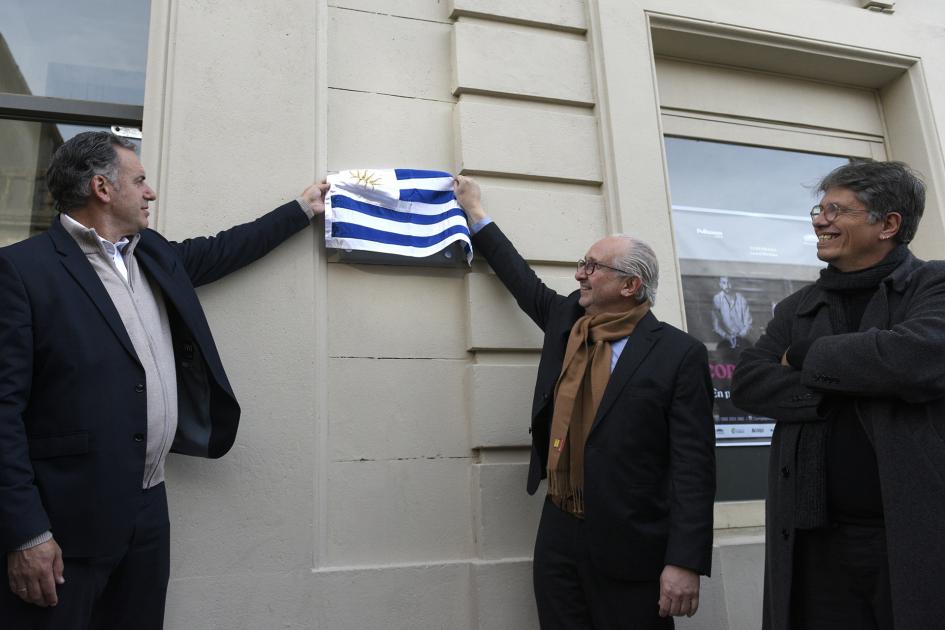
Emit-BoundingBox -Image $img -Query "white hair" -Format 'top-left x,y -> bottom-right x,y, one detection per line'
611,234 -> 659,306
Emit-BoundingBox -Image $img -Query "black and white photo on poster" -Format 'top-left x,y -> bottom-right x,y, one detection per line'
681,274 -> 814,444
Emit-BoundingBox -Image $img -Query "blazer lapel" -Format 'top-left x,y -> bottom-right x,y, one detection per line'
134,245 -> 179,310
49,219 -> 139,363
590,311 -> 661,433
133,244 -> 207,347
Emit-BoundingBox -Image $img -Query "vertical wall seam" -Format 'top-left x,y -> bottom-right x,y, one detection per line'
144,0 -> 176,234
313,0 -> 331,571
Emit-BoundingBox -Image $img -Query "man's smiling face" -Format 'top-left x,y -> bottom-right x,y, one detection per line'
813,186 -> 894,272
575,237 -> 641,316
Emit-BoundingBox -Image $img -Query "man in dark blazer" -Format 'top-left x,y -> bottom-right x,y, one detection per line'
0,131 -> 328,629
454,176 -> 715,629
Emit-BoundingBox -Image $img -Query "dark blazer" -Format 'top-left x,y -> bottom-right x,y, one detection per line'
473,223 -> 716,579
0,202 -> 310,557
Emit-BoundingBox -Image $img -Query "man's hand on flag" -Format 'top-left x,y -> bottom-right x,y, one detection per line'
453,175 -> 486,223
301,181 -> 330,216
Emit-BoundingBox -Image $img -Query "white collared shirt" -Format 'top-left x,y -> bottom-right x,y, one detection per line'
611,336 -> 629,373
60,213 -> 131,281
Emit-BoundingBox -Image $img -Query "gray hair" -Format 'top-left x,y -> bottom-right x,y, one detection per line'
46,131 -> 137,213
611,235 -> 659,306
816,160 -> 925,244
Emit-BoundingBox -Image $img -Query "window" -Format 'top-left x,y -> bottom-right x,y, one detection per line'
655,53 -> 888,502
662,119 -> 885,501
0,1 -> 150,246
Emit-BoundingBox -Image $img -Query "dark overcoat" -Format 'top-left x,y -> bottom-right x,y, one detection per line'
731,251 -> 945,630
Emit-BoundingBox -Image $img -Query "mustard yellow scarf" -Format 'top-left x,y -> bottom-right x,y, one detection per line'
547,303 -> 650,516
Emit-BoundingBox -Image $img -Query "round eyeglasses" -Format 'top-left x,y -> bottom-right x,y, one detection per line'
576,259 -> 625,275
810,202 -> 868,222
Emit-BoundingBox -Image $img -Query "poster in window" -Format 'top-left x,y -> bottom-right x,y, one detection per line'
675,203 -> 821,445
664,137 -> 848,445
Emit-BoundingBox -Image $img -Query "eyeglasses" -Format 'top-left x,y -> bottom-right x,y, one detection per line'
577,259 -> 625,276
810,202 -> 868,222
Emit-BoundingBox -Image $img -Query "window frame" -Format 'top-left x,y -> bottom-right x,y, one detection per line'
0,92 -> 142,127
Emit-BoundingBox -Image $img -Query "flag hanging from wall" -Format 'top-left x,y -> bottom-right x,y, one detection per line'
325,169 -> 473,264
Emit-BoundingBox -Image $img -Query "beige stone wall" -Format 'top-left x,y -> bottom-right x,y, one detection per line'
144,0 -> 322,627
143,1 -> 945,629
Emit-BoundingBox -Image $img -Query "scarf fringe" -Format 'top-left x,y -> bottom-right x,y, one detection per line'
548,471 -> 585,517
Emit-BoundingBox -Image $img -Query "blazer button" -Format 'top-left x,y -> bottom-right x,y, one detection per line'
135,383 -> 145,393
781,528 -> 790,541
133,433 -> 145,442
781,466 -> 790,478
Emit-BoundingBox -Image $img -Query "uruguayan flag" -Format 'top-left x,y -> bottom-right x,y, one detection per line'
325,168 -> 473,263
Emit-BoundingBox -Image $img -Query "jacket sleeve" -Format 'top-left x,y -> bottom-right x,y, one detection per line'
471,222 -> 568,331
800,265 -> 945,404
0,253 -> 51,552
665,341 -> 717,575
171,201 -> 311,287
731,291 -> 827,423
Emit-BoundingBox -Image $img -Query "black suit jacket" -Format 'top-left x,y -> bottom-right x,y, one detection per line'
0,202 -> 310,557
473,223 -> 716,579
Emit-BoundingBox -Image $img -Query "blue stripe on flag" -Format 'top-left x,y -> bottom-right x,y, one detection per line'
398,188 -> 455,204
394,169 -> 452,180
331,194 -> 465,224
331,222 -> 470,248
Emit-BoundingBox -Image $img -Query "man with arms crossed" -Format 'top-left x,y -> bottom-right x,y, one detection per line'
454,176 -> 715,629
0,131 -> 328,629
732,160 -> 945,630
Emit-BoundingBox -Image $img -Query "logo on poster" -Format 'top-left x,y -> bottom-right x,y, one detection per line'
697,228 -> 724,239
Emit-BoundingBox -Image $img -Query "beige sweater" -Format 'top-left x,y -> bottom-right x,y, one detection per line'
61,214 -> 177,489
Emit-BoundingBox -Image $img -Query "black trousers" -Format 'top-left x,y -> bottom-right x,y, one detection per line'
791,524 -> 893,630
533,498 -> 671,630
1,483 -> 171,630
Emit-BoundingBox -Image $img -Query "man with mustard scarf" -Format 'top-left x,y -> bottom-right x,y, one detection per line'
455,176 -> 716,630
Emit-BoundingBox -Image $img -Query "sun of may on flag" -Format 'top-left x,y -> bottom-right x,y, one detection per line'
324,169 -> 473,263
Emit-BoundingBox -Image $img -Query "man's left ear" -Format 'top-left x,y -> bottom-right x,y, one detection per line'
91,174 -> 112,204
879,212 -> 902,241
621,276 -> 642,298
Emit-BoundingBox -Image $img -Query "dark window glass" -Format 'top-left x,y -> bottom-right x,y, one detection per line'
665,136 -> 853,500
0,1 -> 151,104
0,1 -> 148,246
0,121 -> 141,246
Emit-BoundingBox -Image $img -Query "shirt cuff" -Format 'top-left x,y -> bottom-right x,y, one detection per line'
786,338 -> 815,369
296,198 -> 315,220
16,530 -> 53,551
470,217 -> 493,235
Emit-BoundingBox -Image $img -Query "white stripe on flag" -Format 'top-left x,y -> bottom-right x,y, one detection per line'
324,234 -> 472,259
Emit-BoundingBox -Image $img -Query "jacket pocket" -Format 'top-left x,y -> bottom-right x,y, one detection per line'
28,432 -> 89,459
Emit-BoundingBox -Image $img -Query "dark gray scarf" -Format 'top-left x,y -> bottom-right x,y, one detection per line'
794,245 -> 908,529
